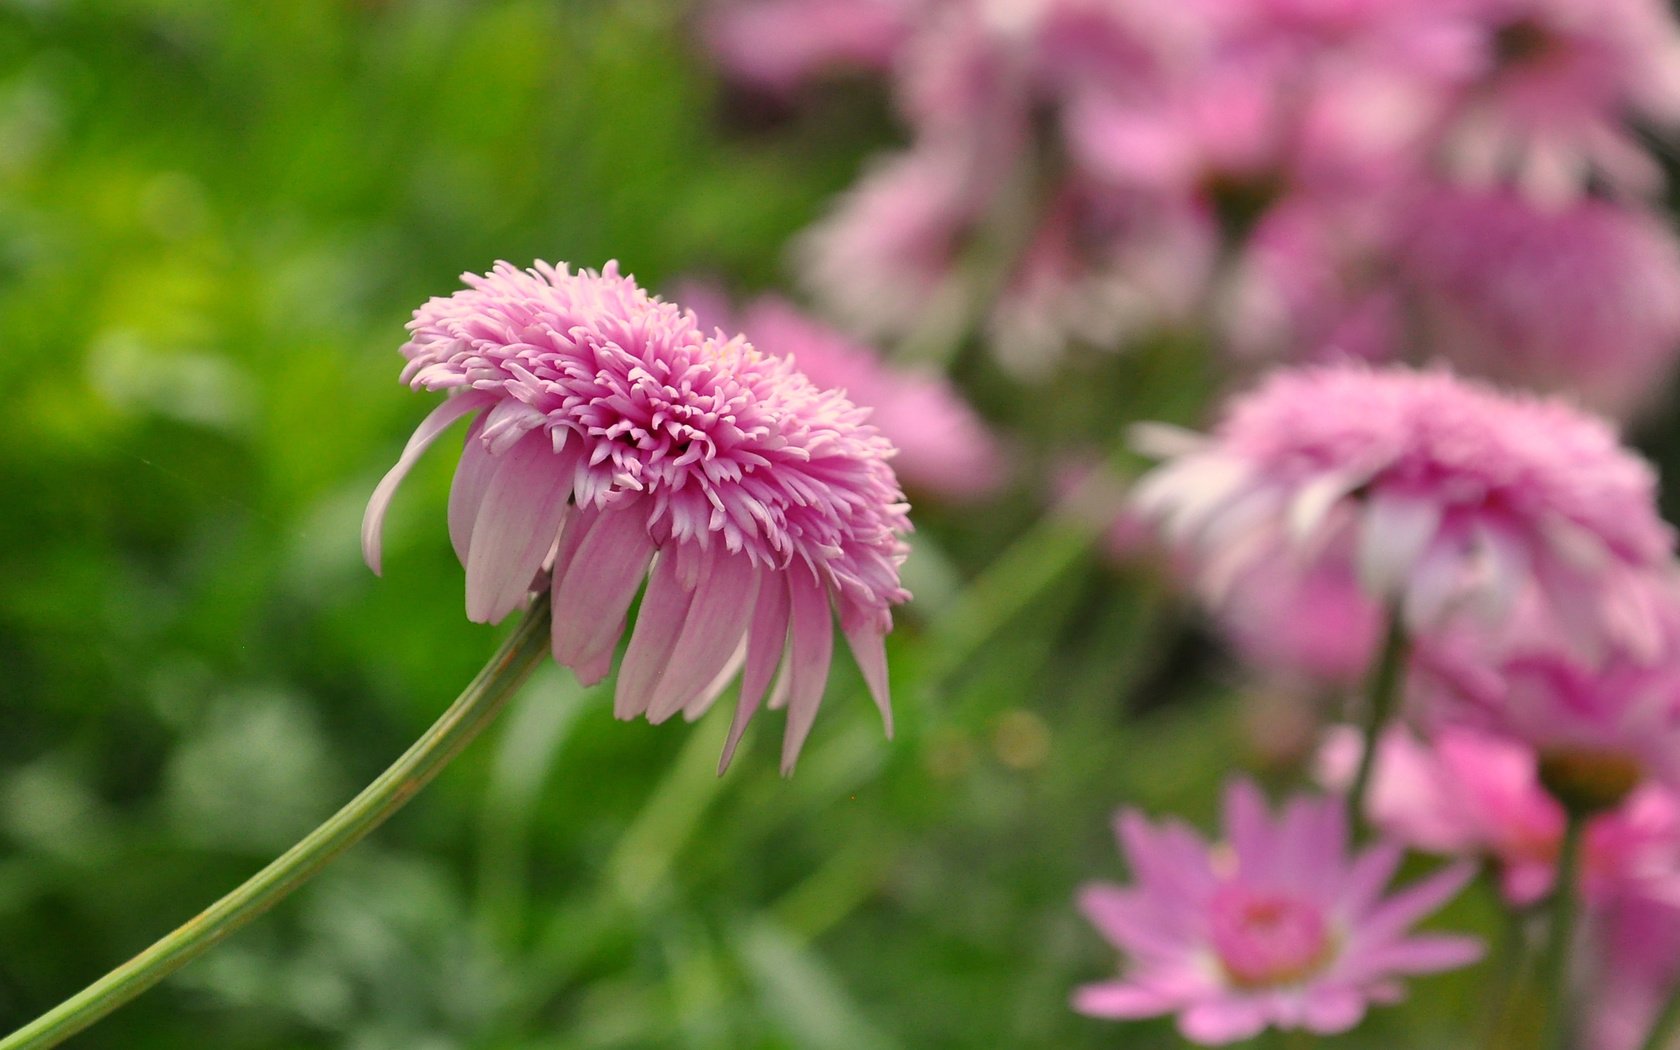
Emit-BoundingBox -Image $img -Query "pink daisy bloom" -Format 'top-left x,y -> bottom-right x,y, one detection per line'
1132,365 -> 1676,661
361,261 -> 911,773
1437,0 -> 1680,202
1399,186 -> 1680,418
1075,780 -> 1482,1043
679,286 -> 1007,501
1320,724 -> 1680,906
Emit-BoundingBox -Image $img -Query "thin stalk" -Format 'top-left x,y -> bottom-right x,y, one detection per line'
0,596 -> 555,1050
1539,813 -> 1587,1050
1638,978 -> 1680,1050
1345,609 -> 1408,835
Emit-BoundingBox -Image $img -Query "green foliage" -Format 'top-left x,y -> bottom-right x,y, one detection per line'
0,2 -> 1485,1046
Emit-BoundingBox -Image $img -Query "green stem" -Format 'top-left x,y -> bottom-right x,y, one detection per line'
1539,813 -> 1587,1050
1638,978 -> 1680,1050
1345,609 -> 1408,835
0,596 -> 555,1050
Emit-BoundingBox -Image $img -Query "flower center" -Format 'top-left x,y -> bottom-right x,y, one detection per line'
1493,18 -> 1555,67
1537,748 -> 1643,817
1209,884 -> 1334,988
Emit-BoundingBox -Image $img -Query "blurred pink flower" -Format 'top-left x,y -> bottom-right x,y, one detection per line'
1437,0 -> 1680,202
1399,186 -> 1680,418
1216,533 -> 1383,685
700,0 -> 919,95
1075,780 -> 1481,1043
1133,365 -> 1675,660
797,144 -> 993,343
1321,725 -> 1680,906
1589,894 -> 1680,1050
362,261 -> 911,772
1418,625 -> 1680,794
681,286 -> 1007,501
1219,195 -> 1405,364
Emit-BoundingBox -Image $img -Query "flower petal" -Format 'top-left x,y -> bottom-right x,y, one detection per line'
363,391 -> 492,574
464,431 -> 576,624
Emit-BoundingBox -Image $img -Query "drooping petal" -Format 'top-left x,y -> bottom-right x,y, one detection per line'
449,419 -> 496,565
645,552 -> 760,724
464,431 -> 576,624
779,569 -> 836,774
842,616 -> 893,737
551,502 -> 657,676
720,568 -> 792,774
363,391 -> 493,574
614,551 -> 699,720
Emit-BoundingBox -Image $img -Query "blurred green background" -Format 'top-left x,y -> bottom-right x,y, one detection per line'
0,2 -> 1489,1047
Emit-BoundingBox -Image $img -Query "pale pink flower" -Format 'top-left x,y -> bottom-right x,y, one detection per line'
1399,186 -> 1680,418
680,286 -> 1007,501
1437,0 -> 1680,202
1133,365 -> 1676,661
362,262 -> 911,773
1075,780 -> 1482,1043
1321,725 -> 1680,906
701,0 -> 920,96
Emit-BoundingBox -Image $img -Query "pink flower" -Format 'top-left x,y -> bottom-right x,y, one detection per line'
1075,780 -> 1482,1043
1320,725 -> 1680,906
1216,533 -> 1383,685
1133,365 -> 1676,661
681,287 -> 1007,501
1399,186 -> 1680,418
1218,195 -> 1405,364
1419,622 -> 1680,795
362,262 -> 911,773
1437,0 -> 1680,202
700,0 -> 919,96
1589,894 -> 1680,1050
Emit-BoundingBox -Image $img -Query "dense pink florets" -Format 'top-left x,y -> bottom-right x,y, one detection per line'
364,262 -> 912,772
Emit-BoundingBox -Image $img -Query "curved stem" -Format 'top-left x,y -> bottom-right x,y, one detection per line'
1346,609 -> 1408,836
0,596 -> 555,1050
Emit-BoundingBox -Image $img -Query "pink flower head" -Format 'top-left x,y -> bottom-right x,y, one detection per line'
1399,186 -> 1680,418
1439,0 -> 1680,202
1320,725 -> 1680,906
700,0 -> 919,96
1075,780 -> 1482,1043
362,262 -> 912,773
1133,365 -> 1676,662
680,287 -> 1007,501
1419,620 -> 1680,796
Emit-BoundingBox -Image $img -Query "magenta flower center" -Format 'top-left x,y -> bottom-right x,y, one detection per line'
1209,884 -> 1334,988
